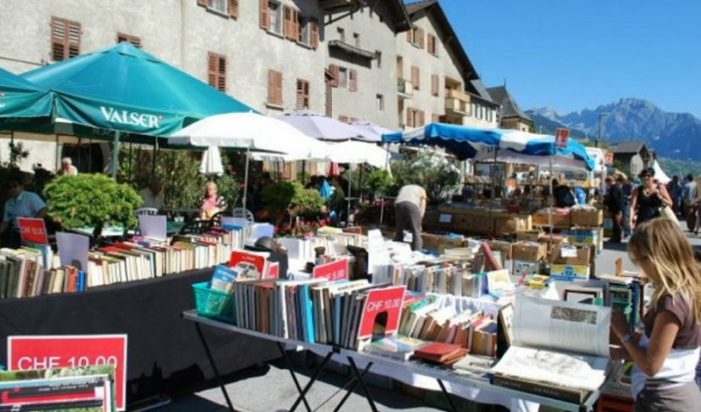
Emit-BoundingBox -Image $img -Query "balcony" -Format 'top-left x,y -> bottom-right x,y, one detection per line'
397,79 -> 413,98
445,89 -> 470,115
328,40 -> 376,60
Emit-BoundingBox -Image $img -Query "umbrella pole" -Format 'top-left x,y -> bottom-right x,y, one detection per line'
128,141 -> 133,184
548,155 -> 553,234
151,139 -> 158,176
243,147 -> 250,211
111,131 -> 121,179
88,138 -> 93,173
8,131 -> 14,166
55,134 -> 60,171
379,143 -> 391,226
347,165 -> 352,227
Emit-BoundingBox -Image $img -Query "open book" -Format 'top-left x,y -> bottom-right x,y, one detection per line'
491,295 -> 611,403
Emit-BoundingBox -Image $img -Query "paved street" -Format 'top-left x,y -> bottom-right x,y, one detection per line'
155,224 -> 701,412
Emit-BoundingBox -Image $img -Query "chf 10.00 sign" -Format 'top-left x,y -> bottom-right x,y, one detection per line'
8,334 -> 128,411
357,286 -> 406,340
17,217 -> 48,245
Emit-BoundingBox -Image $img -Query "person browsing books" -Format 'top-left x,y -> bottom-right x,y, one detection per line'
393,184 -> 427,251
610,218 -> 701,411
199,181 -> 226,220
0,177 -> 47,248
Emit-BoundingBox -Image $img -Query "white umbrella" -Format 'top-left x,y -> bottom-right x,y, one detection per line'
350,120 -> 398,143
169,112 -> 330,209
325,140 -> 389,169
277,110 -> 368,141
200,146 -> 224,176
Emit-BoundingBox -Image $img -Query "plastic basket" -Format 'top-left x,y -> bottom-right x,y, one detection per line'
192,282 -> 236,323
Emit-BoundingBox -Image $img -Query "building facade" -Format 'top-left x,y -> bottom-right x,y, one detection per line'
0,0 -> 496,172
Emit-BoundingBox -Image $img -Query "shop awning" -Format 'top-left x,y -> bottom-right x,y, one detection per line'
0,66 -> 53,129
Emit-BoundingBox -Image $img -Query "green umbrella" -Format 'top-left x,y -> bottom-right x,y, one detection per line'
22,42 -> 255,175
0,66 -> 53,130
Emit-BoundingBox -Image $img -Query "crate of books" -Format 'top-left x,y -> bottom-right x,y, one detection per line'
193,282 -> 236,323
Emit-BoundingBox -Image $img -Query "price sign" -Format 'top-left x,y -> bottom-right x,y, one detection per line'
8,334 -> 128,411
555,128 -> 570,148
267,262 -> 280,279
604,151 -> 614,165
17,217 -> 48,245
357,285 -> 406,340
312,258 -> 349,281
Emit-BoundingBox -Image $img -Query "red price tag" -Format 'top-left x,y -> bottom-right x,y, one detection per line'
312,258 -> 349,281
17,217 -> 48,245
357,286 -> 406,340
267,262 -> 280,279
8,335 -> 128,411
604,152 -> 614,165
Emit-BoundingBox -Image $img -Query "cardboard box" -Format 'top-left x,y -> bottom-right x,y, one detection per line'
571,208 -> 604,227
532,208 -> 571,228
488,240 -> 513,260
421,233 -> 465,253
511,241 -> 547,262
512,260 -> 541,277
566,229 -> 600,247
517,230 -> 542,242
551,245 -> 591,266
550,264 -> 591,281
494,214 -> 532,236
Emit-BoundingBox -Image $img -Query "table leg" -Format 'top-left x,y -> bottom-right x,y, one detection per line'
333,361 -> 373,412
194,323 -> 237,412
437,378 -> 458,412
277,342 -> 312,412
347,357 -> 378,412
289,351 -> 334,412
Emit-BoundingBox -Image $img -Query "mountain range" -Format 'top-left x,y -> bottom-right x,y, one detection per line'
526,98 -> 701,162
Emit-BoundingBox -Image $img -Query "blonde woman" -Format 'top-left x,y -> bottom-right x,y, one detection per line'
199,181 -> 227,220
610,218 -> 701,410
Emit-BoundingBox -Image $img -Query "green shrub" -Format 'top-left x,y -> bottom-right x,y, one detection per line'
391,151 -> 462,204
43,173 -> 143,229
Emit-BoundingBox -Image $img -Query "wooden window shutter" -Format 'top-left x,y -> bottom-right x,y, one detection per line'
198,0 -> 207,6
51,17 -> 81,61
275,71 -> 283,106
207,52 -> 225,92
431,74 -> 439,96
411,66 -> 419,89
419,111 -> 425,126
267,70 -> 275,103
310,18 -> 319,49
406,108 -> 412,128
283,6 -> 292,39
329,64 -> 340,88
291,9 -> 299,42
296,79 -> 305,110
228,0 -> 238,18
349,69 -> 357,92
208,53 -> 218,88
217,55 -> 226,91
407,28 -> 412,42
259,0 -> 269,30
418,29 -> 425,49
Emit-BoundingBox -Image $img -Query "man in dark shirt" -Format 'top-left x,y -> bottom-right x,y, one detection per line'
553,179 -> 575,208
605,176 -> 626,242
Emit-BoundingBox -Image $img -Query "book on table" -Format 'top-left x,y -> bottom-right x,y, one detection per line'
490,295 -> 611,403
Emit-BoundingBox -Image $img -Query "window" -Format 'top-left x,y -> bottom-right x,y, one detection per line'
200,0 -> 238,18
375,51 -> 382,68
431,74 -> 439,96
406,108 -> 424,128
296,79 -> 309,110
337,27 -> 345,42
353,32 -> 360,48
297,16 -> 310,45
338,67 -> 348,89
349,69 -> 357,92
407,27 -> 424,48
117,33 -> 142,48
51,17 -> 81,61
376,94 -> 384,112
207,52 -> 226,92
267,70 -> 283,106
268,1 -> 282,34
208,0 -> 227,13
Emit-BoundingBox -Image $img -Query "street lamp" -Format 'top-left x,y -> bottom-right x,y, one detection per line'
597,112 -> 609,147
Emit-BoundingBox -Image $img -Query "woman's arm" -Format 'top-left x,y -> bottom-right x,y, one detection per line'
629,188 -> 638,228
611,310 -> 679,376
658,184 -> 673,208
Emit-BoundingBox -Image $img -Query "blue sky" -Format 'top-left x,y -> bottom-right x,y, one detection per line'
439,0 -> 701,118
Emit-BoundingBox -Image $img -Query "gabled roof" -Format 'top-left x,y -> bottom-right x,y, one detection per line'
609,140 -> 648,154
403,0 -> 479,90
469,79 -> 497,106
387,0 -> 412,31
486,86 -> 531,121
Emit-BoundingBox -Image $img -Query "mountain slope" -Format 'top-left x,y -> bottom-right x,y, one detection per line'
527,98 -> 701,161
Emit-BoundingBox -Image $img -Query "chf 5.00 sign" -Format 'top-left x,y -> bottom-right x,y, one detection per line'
312,258 -> 349,281
357,285 -> 406,340
8,334 -> 128,411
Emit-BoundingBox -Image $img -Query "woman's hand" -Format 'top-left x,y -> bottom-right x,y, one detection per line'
610,310 -> 630,338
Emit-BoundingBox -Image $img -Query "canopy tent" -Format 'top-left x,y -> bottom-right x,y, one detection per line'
382,123 -> 595,170
0,66 -> 53,127
350,120 -> 398,143
169,112 -> 330,210
324,140 -> 389,169
651,159 -> 671,184
474,148 -> 591,170
277,110 -> 369,141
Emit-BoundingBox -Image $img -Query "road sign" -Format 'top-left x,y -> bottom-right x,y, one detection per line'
555,128 -> 570,149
